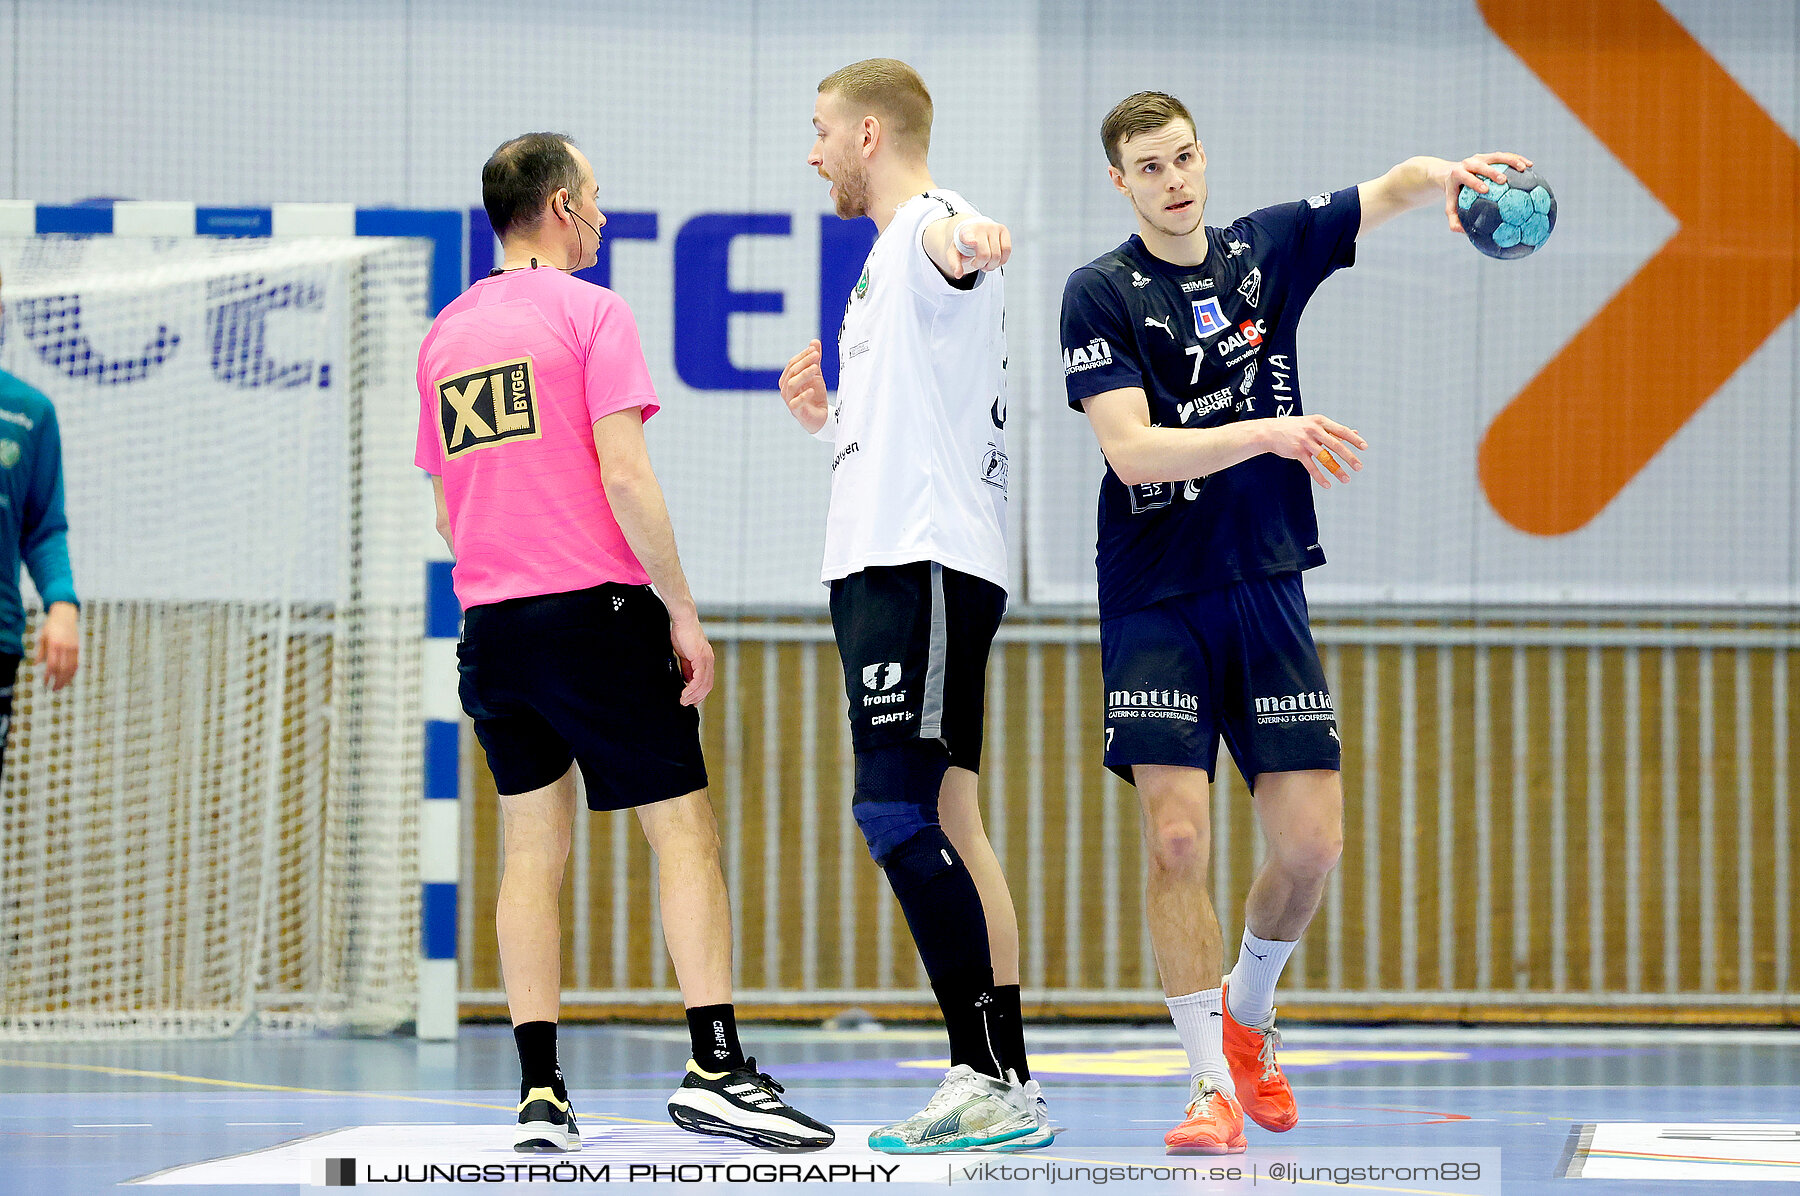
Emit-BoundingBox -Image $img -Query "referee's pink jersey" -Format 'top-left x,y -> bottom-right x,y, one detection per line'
415,268 -> 661,610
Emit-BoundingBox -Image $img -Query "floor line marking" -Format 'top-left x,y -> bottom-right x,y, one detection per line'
0,1058 -> 664,1126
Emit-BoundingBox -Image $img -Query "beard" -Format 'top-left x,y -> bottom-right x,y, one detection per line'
829,160 -> 868,219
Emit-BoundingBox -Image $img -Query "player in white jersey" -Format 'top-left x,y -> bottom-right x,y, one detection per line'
778,58 -> 1051,1154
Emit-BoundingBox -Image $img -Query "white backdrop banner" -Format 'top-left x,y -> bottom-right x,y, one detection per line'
5,0 -> 1796,608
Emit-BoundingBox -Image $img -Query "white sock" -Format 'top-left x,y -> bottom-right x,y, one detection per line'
1165,988 -> 1233,1094
1226,930 -> 1297,1027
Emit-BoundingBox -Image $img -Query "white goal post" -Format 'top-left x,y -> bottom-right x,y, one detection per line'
0,202 -> 456,1039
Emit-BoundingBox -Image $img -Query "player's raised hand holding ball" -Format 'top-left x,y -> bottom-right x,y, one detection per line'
1441,152 -> 1557,259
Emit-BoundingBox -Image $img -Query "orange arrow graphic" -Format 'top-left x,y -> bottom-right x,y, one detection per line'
1477,0 -> 1800,536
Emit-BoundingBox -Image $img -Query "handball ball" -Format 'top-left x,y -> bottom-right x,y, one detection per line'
1457,165 -> 1555,259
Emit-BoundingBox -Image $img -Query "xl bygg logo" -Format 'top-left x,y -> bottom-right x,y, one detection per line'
437,358 -> 541,460
1476,0 -> 1800,535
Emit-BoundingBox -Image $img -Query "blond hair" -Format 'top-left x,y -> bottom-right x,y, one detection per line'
818,58 -> 933,156
1101,91 -> 1196,170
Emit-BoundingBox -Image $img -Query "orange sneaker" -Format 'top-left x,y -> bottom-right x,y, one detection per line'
1222,982 -> 1299,1132
1163,1080 -> 1247,1155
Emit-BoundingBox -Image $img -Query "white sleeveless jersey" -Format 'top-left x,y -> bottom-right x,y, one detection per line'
818,190 -> 1010,592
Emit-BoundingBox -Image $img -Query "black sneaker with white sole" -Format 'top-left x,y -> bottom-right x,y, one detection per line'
667,1058 -> 835,1152
515,1085 -> 581,1153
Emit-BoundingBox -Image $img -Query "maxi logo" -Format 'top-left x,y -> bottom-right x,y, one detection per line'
1063,337 -> 1114,375
437,357 -> 541,460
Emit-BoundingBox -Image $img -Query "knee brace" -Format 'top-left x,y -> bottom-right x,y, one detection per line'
851,741 -> 951,865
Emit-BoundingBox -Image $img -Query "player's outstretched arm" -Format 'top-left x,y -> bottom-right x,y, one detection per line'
778,340 -> 830,435
594,409 -> 715,706
1357,152 -> 1532,237
922,216 -> 1010,281
1083,388 -> 1366,490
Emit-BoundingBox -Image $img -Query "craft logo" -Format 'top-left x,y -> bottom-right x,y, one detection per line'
437,357 -> 541,460
1063,337 -> 1113,375
1237,266 -> 1262,307
1191,297 -> 1229,338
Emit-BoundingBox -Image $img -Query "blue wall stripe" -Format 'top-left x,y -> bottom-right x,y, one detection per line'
421,882 -> 459,961
467,206 -> 495,286
197,207 -> 273,236
423,720 -> 459,801
425,560 -> 459,639
356,208 -> 464,314
37,206 -> 113,234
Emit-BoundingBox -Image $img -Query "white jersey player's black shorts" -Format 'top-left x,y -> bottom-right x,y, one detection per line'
1100,572 -> 1340,788
457,583 -> 707,806
829,562 -> 1007,772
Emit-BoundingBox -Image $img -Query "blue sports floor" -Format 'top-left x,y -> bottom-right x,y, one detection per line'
1,1023 -> 1795,1193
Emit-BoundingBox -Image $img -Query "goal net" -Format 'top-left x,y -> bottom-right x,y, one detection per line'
0,232 -> 431,1038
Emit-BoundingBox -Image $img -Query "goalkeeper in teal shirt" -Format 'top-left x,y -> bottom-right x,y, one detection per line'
0,267 -> 80,781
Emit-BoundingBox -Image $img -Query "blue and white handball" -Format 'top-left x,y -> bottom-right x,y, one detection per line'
1457,164 -> 1555,260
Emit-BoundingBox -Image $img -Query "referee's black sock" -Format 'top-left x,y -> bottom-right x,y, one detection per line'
882,828 -> 1004,1081
686,1003 -> 746,1071
990,983 -> 1030,1082
513,1020 -> 566,1102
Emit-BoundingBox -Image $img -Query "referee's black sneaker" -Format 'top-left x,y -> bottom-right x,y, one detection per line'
514,1085 -> 581,1153
667,1058 -> 835,1152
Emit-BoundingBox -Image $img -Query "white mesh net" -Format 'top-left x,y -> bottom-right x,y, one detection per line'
0,234 -> 430,1038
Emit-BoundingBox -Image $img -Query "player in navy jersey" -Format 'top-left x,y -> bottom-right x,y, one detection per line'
1059,91 -> 1530,1155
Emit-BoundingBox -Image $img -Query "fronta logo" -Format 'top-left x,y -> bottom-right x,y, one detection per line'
1237,267 -> 1262,307
1063,337 -> 1113,375
1192,297 -> 1229,338
437,357 -> 541,460
862,662 -> 902,692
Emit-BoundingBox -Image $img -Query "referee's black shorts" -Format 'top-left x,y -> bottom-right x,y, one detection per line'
456,583 -> 707,808
829,561 -> 1007,772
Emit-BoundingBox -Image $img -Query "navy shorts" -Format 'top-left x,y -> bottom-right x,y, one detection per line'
829,561 -> 1007,772
1100,572 -> 1340,788
456,583 -> 708,808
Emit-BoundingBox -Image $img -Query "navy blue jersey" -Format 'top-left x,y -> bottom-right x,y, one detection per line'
1061,186 -> 1360,616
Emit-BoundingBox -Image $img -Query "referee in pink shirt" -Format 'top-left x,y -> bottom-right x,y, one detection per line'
417,132 -> 832,1154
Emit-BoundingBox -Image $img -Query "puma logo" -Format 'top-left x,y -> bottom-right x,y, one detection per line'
1144,315 -> 1175,338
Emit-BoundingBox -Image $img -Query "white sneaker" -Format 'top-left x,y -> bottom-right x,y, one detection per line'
969,1073 -> 1059,1151
867,1065 -> 1041,1153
